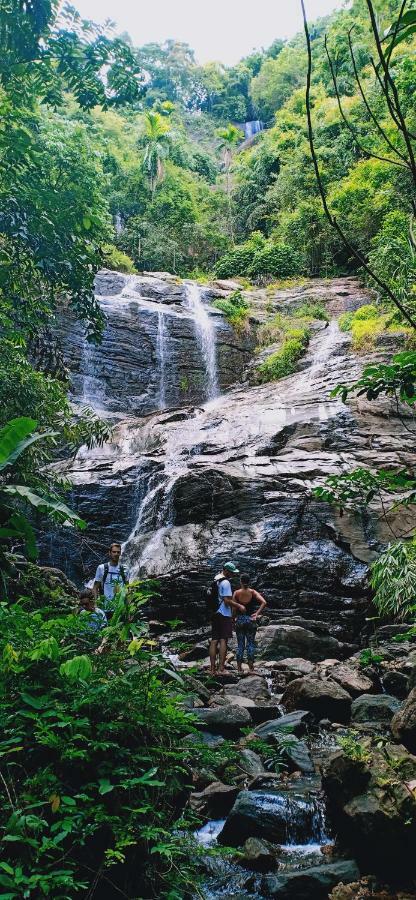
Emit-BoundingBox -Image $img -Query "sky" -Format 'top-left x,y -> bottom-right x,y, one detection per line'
73,0 -> 344,65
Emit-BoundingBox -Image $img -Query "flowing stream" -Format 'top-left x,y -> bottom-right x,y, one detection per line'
156,310 -> 167,409
184,281 -> 219,400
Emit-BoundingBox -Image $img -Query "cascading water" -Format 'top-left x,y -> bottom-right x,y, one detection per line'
80,338 -> 106,412
243,120 -> 264,140
184,282 -> 219,400
156,310 -> 167,409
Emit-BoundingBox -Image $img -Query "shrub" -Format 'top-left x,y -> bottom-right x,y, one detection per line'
249,242 -> 301,279
257,332 -> 309,382
0,581 -> 200,898
102,243 -> 136,273
293,302 -> 328,321
371,539 -> 416,622
339,304 -> 389,350
214,232 -> 265,278
213,290 -> 250,329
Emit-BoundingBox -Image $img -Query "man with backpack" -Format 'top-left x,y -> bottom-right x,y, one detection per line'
207,562 -> 244,675
93,542 -> 128,616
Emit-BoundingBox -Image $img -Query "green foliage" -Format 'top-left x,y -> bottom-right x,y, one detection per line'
313,467 -> 416,514
331,351 -> 416,406
0,582 -> 201,898
257,332 -> 309,383
213,290 -> 250,329
371,540 -> 416,622
102,244 -> 136,274
338,304 -> 393,349
248,242 -> 302,279
338,734 -> 372,764
293,302 -> 329,321
359,648 -> 385,668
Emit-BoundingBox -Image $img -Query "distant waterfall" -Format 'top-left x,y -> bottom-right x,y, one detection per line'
156,309 -> 167,409
80,339 -> 106,411
243,120 -> 264,140
184,282 -> 219,400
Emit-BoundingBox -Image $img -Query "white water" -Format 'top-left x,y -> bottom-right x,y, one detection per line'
184,282 -> 219,400
156,310 -> 167,409
80,339 -> 106,412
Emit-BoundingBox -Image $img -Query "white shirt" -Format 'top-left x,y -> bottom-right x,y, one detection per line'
215,573 -> 232,617
95,563 -> 126,607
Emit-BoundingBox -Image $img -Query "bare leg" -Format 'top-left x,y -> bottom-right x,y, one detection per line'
218,639 -> 228,673
209,639 -> 218,674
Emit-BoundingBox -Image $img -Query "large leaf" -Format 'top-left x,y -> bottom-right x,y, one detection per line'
6,513 -> 37,560
383,10 -> 416,57
0,418 -> 36,470
0,417 -> 58,472
60,656 -> 93,682
2,485 -> 86,528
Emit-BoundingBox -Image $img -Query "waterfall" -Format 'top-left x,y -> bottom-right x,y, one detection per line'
156,309 -> 167,409
184,282 -> 219,400
114,212 -> 123,235
80,338 -> 106,411
243,120 -> 264,140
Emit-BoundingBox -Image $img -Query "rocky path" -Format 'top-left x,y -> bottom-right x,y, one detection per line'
162,625 -> 416,899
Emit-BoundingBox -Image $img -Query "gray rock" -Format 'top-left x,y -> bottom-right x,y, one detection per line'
189,781 -> 240,817
241,836 -> 279,872
195,705 -> 252,737
239,749 -> 265,776
262,860 -> 360,898
224,675 -> 270,703
274,658 -> 315,682
256,626 -> 346,664
256,710 -> 314,738
330,663 -> 375,698
282,676 -> 352,724
351,693 -> 401,724
218,789 -> 324,846
391,687 -> 416,751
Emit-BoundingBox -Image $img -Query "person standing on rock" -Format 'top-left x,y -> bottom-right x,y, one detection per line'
93,542 -> 128,617
233,574 -> 267,674
208,562 -> 243,676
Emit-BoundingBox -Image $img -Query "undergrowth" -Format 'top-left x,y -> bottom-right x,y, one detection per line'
0,579 -> 202,899
213,290 -> 250,330
339,304 -> 412,351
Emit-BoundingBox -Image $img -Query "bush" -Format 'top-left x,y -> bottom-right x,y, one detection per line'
248,242 -> 301,279
293,302 -> 328,321
214,232 -> 265,278
213,290 -> 250,329
0,581 -> 200,898
339,304 -> 389,350
257,332 -> 309,382
371,539 -> 416,622
102,243 -> 136,273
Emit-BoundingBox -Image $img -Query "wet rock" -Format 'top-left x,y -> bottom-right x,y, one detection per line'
322,742 -> 416,879
249,705 -> 284,725
189,781 -> 240,817
224,675 -> 271,702
274,658 -> 315,682
239,749 -> 265,776
195,705 -> 252,737
241,836 -> 279,872
351,694 -> 401,725
330,663 -> 375,699
218,788 -> 324,846
282,676 -> 352,724
262,859 -> 360,898
209,693 -> 256,711
271,735 -> 315,775
254,711 -> 313,739
391,687 -> 416,752
381,669 -> 409,700
257,626 -> 346,663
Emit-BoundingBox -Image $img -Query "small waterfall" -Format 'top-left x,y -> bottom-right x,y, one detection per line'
114,212 -> 123,235
156,309 -> 167,409
184,282 -> 219,400
80,338 -> 106,411
244,120 -> 264,140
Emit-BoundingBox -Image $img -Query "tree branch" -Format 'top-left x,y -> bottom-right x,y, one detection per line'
300,0 -> 416,331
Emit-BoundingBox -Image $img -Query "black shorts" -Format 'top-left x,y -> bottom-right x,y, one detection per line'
211,613 -> 233,641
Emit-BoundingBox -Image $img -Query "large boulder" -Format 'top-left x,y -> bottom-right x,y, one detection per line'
391,687 -> 416,752
322,741 -> 416,879
329,663 -> 374,698
254,710 -> 314,739
274,658 -> 315,683
223,675 -> 270,702
262,860 -> 360,899
241,836 -> 279,872
218,788 -> 324,846
282,676 -> 352,723
194,705 -> 252,737
256,625 -> 345,663
351,694 -> 401,725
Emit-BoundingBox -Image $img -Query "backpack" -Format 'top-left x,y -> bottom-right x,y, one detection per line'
101,563 -> 128,594
205,576 -> 225,615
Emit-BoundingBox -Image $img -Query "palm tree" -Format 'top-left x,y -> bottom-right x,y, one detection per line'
217,124 -> 243,242
141,111 -> 172,200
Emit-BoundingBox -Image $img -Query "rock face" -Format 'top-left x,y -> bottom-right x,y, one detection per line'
57,270 -> 254,416
45,274 -> 416,644
391,687 -> 416,751
262,860 -> 360,899
218,787 -> 326,845
322,742 -> 416,879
